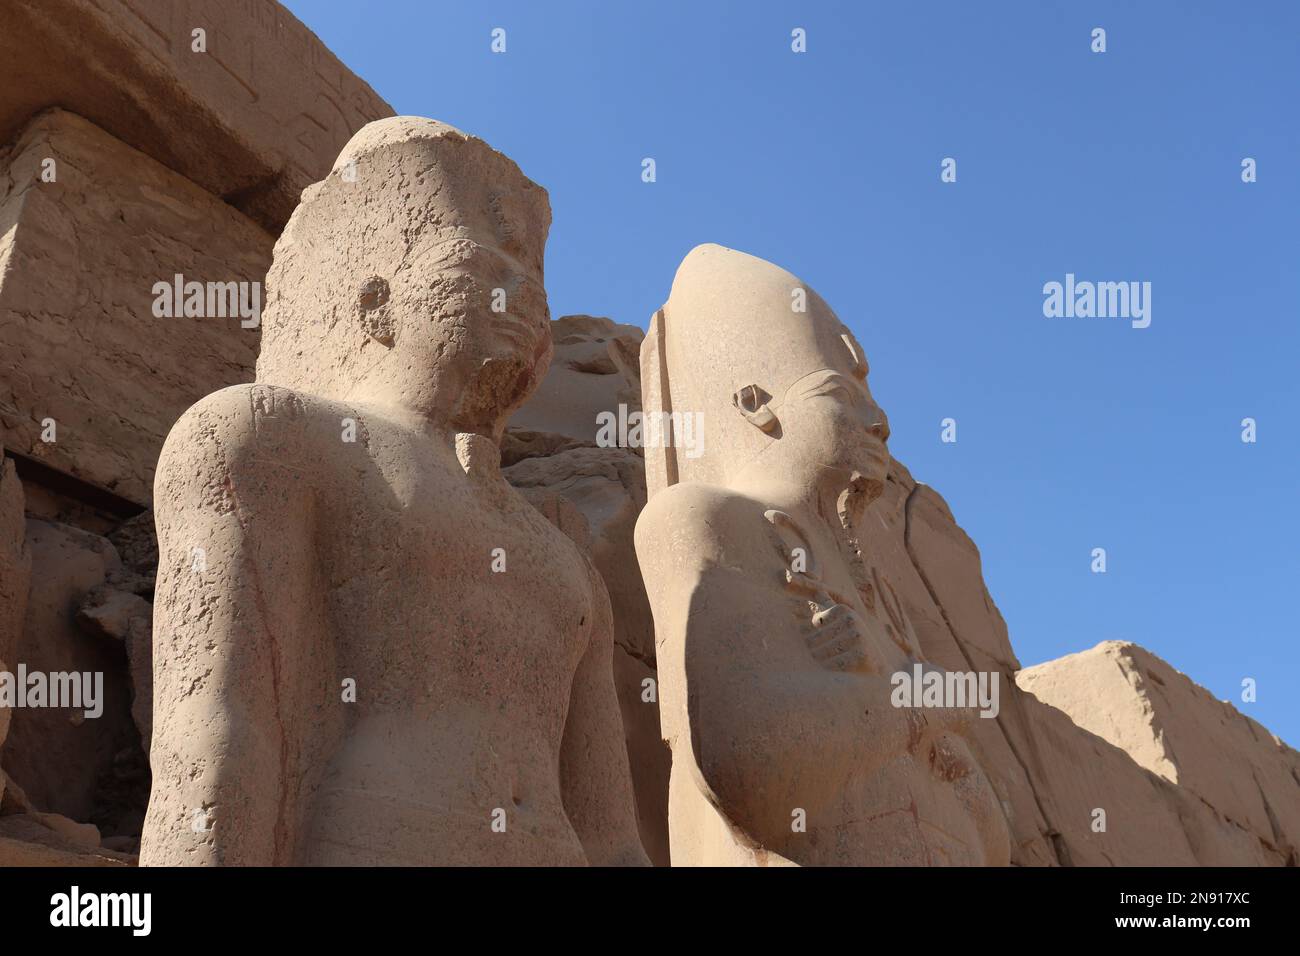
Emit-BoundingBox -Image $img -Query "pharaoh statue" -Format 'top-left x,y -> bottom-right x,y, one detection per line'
140,117 -> 647,866
635,244 -> 1011,865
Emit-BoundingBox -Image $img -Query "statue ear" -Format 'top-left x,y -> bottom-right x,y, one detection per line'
841,331 -> 869,380
732,384 -> 779,433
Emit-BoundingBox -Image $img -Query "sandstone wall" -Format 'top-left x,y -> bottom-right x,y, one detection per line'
1,521 -> 146,837
0,454 -> 28,665
1019,641 -> 1299,865
0,0 -> 1293,871
0,0 -> 393,233
867,462 -> 1295,865
0,109 -> 272,505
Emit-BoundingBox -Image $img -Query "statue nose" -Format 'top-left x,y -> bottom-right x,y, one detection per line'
868,409 -> 890,442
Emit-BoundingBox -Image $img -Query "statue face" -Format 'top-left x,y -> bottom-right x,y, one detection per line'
356,200 -> 552,432
451,259 -> 552,431
413,160 -> 553,429
432,239 -> 550,401
256,118 -> 555,431
773,365 -> 891,496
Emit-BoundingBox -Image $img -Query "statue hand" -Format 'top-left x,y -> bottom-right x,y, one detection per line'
805,602 -> 879,673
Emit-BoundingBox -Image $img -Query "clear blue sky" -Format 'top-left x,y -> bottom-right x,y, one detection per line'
285,0 -> 1299,745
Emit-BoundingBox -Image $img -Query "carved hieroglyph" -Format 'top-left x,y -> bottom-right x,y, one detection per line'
635,244 -> 1011,865
140,117 -> 647,866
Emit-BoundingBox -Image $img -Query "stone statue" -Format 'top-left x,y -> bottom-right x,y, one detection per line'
140,117 -> 647,866
635,244 -> 1011,865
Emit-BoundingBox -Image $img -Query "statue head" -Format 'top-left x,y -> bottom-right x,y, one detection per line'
643,244 -> 890,509
256,116 -> 553,440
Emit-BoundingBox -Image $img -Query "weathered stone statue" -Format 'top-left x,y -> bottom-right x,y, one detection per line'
635,244 -> 1011,865
140,117 -> 647,866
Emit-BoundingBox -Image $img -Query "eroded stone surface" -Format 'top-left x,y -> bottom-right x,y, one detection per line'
141,116 -> 646,867
0,1 -> 1293,870
0,452 -> 28,664
860,462 -> 1057,865
106,510 -> 159,597
506,447 -> 652,661
0,812 -> 131,866
0,0 -> 393,232
77,584 -> 154,752
1019,641 -> 1300,864
0,109 -> 272,505
0,451 -> 31,795
864,460 -> 1295,866
509,314 -> 643,444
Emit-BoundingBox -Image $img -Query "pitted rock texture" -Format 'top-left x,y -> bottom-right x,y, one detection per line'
509,314 -> 643,445
0,452 -> 28,664
0,450 -> 31,793
141,116 -> 646,867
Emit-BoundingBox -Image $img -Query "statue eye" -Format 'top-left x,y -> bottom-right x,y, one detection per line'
820,382 -> 858,404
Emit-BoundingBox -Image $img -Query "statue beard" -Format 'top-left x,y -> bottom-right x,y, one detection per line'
836,471 -> 881,613
836,470 -> 880,530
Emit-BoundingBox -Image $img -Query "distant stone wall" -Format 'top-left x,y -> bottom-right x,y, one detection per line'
0,0 -> 393,510
866,461 -> 1295,865
0,0 -> 394,232
0,110 -> 271,505
1019,641 -> 1299,865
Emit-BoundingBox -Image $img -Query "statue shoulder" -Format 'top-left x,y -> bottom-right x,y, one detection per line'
634,482 -> 752,567
156,384 -> 329,494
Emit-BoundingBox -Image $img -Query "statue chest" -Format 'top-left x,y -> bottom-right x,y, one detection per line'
322,467 -> 596,692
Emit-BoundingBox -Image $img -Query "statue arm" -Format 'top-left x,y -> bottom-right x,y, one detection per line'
636,486 -> 906,849
140,387 -> 315,866
559,559 -> 651,866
